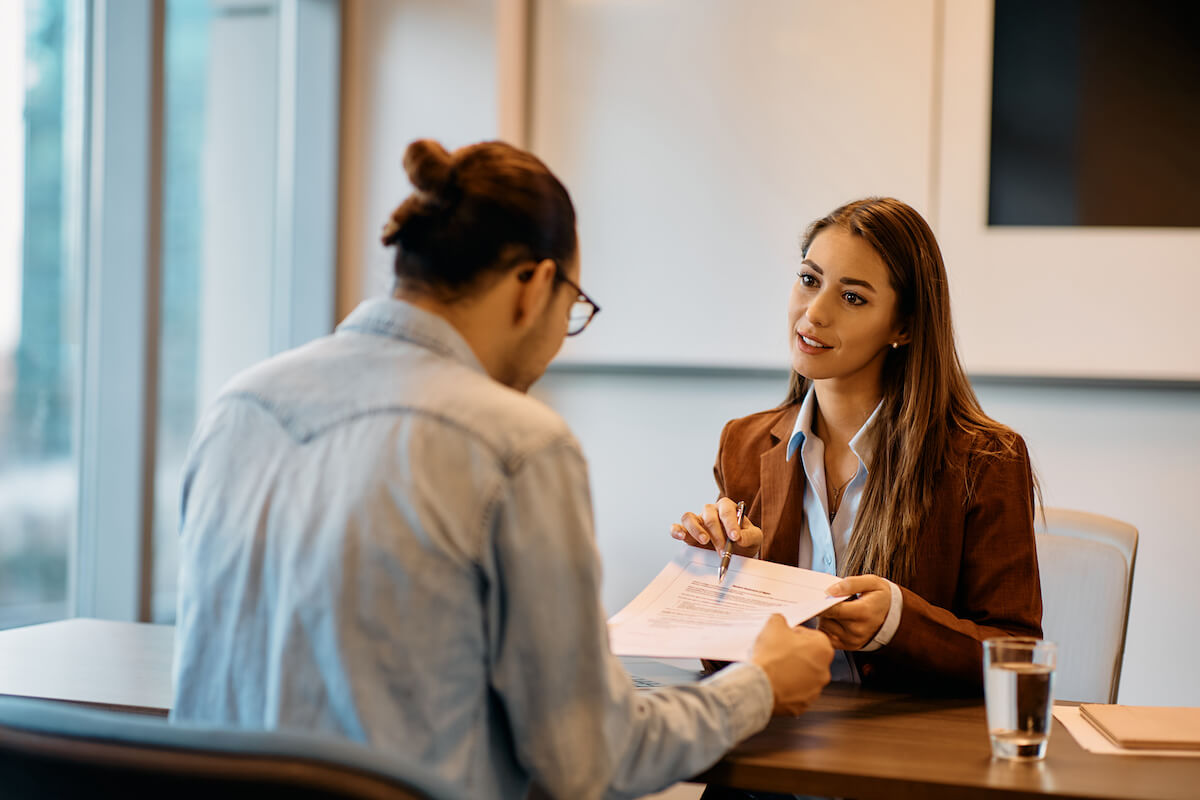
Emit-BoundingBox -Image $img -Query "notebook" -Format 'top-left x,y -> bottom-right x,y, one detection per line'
1079,704 -> 1200,751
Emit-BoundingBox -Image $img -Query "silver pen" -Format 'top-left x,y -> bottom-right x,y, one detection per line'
717,500 -> 745,584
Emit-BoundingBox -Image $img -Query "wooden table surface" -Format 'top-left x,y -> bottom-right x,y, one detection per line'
697,683 -> 1199,800
2,623 -> 1195,798
0,618 -> 173,716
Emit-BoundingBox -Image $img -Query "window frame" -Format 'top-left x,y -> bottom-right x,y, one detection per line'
71,0 -> 341,622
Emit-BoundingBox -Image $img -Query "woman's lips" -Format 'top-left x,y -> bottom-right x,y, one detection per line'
795,331 -> 832,354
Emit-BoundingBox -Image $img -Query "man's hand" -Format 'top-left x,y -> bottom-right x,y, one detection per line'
750,614 -> 833,716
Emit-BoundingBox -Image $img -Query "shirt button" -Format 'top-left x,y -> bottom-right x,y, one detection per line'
824,555 -> 833,566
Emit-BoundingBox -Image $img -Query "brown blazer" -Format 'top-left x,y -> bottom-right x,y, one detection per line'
714,404 -> 1043,695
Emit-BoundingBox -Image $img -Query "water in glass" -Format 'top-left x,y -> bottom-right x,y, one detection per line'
985,660 -> 1055,759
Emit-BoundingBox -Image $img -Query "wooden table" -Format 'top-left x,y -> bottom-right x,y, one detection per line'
0,618 -> 173,716
697,683 -> 1199,800
2,624 -> 1195,798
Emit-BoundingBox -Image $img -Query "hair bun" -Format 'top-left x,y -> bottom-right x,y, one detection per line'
403,139 -> 455,198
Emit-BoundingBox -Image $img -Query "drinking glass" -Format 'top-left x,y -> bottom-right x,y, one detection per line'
983,637 -> 1057,760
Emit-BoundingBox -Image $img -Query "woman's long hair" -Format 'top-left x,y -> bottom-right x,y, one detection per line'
783,198 -> 1028,584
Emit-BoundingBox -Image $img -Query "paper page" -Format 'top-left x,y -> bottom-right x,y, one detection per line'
1053,706 -> 1200,758
608,548 -> 846,662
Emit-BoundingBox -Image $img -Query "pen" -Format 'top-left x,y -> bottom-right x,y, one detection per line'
718,500 -> 745,584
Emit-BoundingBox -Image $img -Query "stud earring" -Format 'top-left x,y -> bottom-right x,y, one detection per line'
891,342 -> 899,349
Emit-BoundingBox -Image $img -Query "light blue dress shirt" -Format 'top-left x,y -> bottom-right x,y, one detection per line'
171,297 -> 774,800
785,385 -> 902,679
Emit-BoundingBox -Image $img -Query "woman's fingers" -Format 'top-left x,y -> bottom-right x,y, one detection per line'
825,574 -> 888,598
669,518 -> 710,547
669,523 -> 692,542
716,497 -> 742,541
678,510 -> 724,550
670,498 -> 762,556
700,504 -> 728,552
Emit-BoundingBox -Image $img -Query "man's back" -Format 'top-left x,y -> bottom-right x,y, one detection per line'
173,298 -> 777,800
174,298 -> 590,794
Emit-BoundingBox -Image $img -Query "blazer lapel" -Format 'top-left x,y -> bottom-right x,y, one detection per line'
759,407 -> 803,567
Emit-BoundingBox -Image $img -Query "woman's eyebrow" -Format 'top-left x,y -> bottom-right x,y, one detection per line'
840,277 -> 876,292
803,258 -> 876,292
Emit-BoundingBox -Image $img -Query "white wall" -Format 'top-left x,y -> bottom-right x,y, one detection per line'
533,370 -> 1200,707
531,0 -> 937,370
337,0 -> 497,320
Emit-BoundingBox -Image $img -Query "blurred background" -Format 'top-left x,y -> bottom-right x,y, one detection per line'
1,0 -> 1197,710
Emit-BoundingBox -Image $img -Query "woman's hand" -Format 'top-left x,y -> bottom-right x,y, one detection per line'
817,575 -> 892,651
669,497 -> 763,558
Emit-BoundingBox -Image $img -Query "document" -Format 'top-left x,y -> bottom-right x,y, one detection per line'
1079,704 -> 1200,751
608,548 -> 846,662
1054,706 -> 1200,758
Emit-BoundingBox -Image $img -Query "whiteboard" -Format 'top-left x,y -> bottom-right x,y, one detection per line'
530,0 -> 937,369
529,0 -> 1200,380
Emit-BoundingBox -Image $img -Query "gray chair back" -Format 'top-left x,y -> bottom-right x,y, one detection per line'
1034,507 -> 1138,704
0,695 -> 458,799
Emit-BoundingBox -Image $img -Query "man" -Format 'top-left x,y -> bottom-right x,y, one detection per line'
172,139 -> 832,799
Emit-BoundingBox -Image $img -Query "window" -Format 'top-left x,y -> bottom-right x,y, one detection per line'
0,0 -> 86,629
151,0 -> 340,621
0,0 -> 339,628
152,0 -> 214,623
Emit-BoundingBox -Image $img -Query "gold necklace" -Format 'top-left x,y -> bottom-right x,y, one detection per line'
828,471 -> 856,522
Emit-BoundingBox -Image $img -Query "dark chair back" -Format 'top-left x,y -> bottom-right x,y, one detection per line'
0,695 -> 458,799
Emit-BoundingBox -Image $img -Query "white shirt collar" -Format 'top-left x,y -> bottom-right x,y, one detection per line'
785,383 -> 883,469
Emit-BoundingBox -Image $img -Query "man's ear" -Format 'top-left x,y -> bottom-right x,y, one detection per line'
512,258 -> 558,328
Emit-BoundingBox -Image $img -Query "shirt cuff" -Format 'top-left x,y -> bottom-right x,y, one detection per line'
859,579 -> 903,652
700,662 -> 773,743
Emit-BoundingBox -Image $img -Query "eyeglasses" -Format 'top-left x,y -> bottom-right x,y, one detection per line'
554,269 -> 601,336
518,264 -> 601,336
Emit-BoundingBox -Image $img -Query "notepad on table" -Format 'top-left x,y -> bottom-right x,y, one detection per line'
1079,704 -> 1200,751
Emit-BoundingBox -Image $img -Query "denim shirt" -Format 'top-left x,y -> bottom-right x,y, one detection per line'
171,297 -> 773,800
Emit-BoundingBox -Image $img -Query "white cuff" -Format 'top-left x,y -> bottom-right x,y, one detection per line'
859,579 -> 903,652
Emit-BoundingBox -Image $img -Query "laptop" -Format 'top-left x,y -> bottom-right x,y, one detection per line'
619,656 -> 705,690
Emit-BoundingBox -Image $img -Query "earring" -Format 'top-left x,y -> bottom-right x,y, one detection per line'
891,342 -> 899,349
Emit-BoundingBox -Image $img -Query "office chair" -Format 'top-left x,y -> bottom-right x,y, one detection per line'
1035,507 -> 1138,704
0,695 -> 458,800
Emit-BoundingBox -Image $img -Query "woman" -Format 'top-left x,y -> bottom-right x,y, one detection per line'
671,197 -> 1042,694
